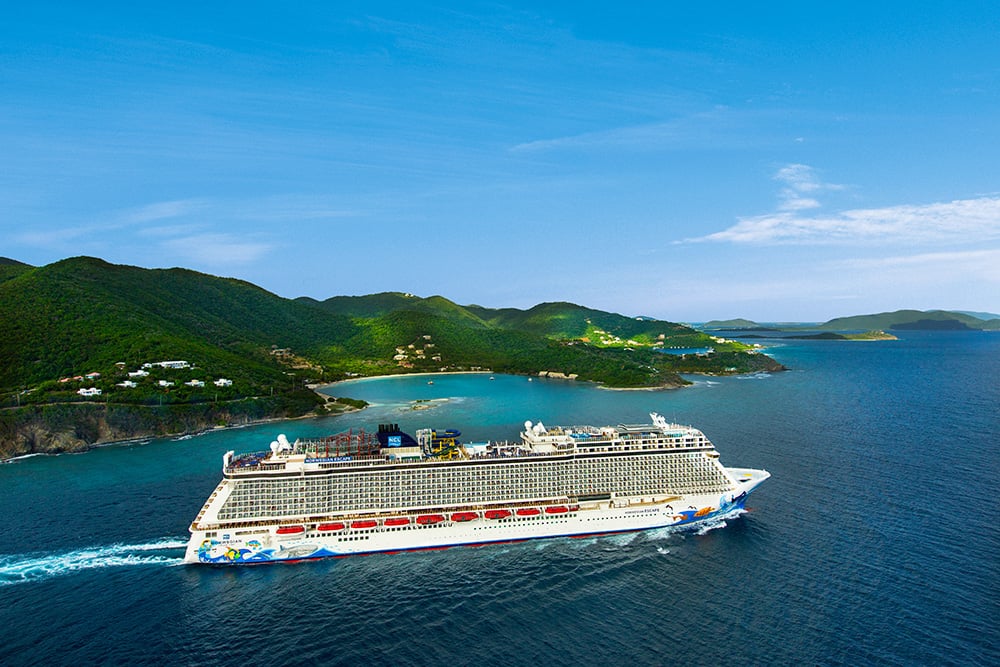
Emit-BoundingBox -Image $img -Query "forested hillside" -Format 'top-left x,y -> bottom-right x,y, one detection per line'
0,257 -> 782,456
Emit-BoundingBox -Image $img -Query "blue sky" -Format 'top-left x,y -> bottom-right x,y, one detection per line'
3,1 -> 999,321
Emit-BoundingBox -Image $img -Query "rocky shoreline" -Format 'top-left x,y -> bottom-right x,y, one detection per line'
0,391 -> 363,462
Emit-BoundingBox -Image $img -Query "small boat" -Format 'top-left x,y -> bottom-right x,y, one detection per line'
351,519 -> 378,529
568,505 -> 580,512
451,511 -> 479,522
416,514 -> 446,525
384,517 -> 410,527
317,522 -> 345,532
484,509 -> 511,520
545,506 -> 569,514
516,508 -> 540,516
276,525 -> 305,535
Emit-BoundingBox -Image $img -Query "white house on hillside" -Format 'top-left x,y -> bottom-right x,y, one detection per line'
157,361 -> 190,369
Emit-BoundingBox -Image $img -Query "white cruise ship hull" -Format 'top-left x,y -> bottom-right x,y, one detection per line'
184,467 -> 768,564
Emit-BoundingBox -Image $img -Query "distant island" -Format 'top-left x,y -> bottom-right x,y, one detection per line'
0,256 -> 782,459
781,330 -> 898,341
702,310 -> 1000,333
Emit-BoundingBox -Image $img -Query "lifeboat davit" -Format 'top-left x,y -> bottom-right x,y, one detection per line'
276,525 -> 305,535
351,519 -> 378,529
451,511 -> 479,522
384,517 -> 410,527
484,509 -> 512,520
417,514 -> 445,525
516,508 -> 540,516
317,522 -> 345,532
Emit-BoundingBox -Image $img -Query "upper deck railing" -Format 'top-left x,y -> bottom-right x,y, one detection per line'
224,426 -> 712,475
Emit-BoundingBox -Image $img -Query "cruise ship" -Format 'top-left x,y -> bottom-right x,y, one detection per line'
185,413 -> 769,564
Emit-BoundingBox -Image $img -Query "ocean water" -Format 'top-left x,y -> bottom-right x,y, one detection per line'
0,331 -> 997,666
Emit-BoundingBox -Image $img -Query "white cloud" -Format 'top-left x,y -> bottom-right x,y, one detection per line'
687,164 -> 1000,246
124,199 -> 207,224
773,163 -> 843,212
162,233 -> 272,265
509,107 -> 791,154
833,248 -> 1000,276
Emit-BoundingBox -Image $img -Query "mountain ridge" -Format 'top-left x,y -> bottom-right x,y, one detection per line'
1,257 -> 781,397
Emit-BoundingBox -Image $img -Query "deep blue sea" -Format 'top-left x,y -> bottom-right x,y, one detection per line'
1,331 -> 997,666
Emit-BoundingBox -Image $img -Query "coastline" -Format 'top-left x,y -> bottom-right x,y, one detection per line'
320,370 -> 493,391
0,399 -> 366,464
4,367 -> 762,462
323,369 -> 693,393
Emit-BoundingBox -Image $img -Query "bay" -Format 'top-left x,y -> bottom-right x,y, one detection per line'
0,331 -> 997,666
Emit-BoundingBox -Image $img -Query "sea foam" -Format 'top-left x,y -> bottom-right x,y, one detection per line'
0,537 -> 186,586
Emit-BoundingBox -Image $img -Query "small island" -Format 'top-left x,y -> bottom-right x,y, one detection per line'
784,330 -> 898,341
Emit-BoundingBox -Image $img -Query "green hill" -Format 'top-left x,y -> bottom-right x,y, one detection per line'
702,318 -> 762,329
818,309 -> 1000,331
0,257 -> 32,285
0,256 -> 784,456
0,256 -> 358,390
2,258 -> 782,396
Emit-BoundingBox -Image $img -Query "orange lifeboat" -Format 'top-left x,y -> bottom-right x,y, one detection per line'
484,509 -> 512,520
276,525 -> 305,535
384,517 -> 410,527
317,522 -> 345,532
545,506 -> 569,514
451,511 -> 479,522
416,514 -> 445,525
351,519 -> 378,529
516,508 -> 540,516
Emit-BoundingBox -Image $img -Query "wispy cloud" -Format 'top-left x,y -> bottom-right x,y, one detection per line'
124,199 -> 208,224
774,163 -> 843,212
162,233 -> 272,265
686,164 -> 1000,245
509,107 -> 792,154
833,248 -> 1000,275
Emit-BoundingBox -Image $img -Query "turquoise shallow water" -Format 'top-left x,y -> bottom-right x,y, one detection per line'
1,331 -> 997,665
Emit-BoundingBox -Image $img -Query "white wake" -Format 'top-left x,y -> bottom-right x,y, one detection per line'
0,537 -> 187,586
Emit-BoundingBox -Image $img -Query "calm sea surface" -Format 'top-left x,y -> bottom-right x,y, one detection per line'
1,331 -> 997,666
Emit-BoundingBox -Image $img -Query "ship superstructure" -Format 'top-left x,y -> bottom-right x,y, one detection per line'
185,413 -> 769,564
